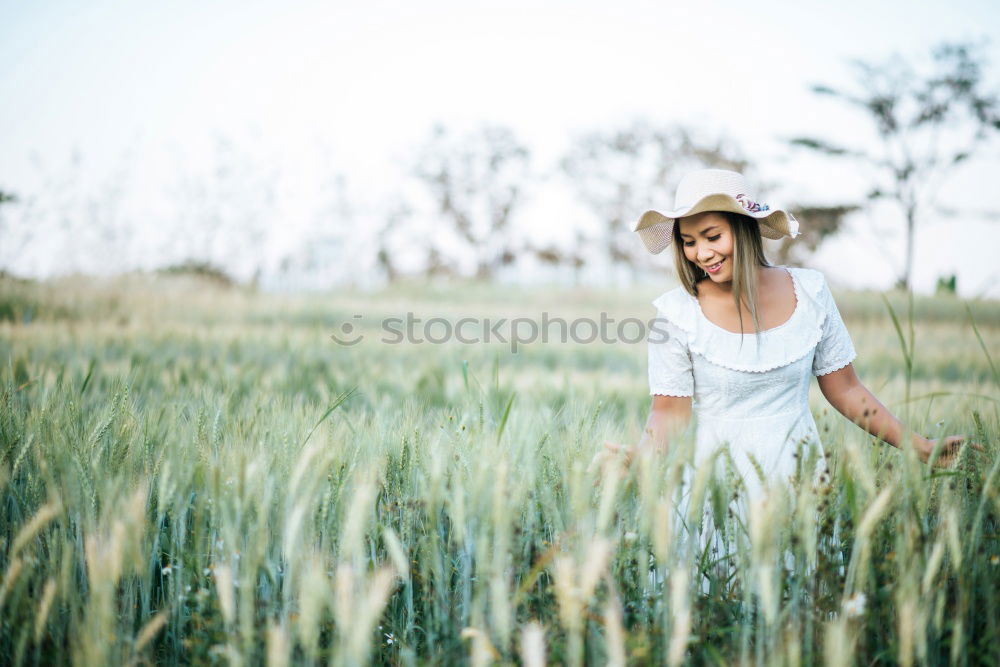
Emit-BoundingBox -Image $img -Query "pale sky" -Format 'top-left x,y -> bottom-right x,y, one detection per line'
1,0 -> 999,295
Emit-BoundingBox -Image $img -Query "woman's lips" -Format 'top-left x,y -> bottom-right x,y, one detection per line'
705,259 -> 724,274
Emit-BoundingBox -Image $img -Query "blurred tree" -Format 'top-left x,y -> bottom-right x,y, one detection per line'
560,121 -> 748,282
791,41 -> 1000,290
525,230 -> 588,286
167,135 -> 278,283
413,124 -> 531,280
774,204 -> 860,266
375,243 -> 400,284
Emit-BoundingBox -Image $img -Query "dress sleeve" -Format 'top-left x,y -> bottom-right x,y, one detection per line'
812,275 -> 857,376
647,314 -> 694,396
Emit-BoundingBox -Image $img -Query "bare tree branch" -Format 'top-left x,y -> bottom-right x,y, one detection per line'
791,40 -> 1000,289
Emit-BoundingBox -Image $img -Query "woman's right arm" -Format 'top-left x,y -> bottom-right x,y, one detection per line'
602,395 -> 692,468
636,395 -> 692,456
596,295 -> 694,470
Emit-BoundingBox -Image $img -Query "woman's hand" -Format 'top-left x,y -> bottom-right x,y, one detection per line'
589,396 -> 691,481
915,435 -> 985,468
603,440 -> 636,466
586,441 -> 636,477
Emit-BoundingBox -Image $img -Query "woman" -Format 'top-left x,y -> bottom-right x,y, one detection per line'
605,169 -> 976,504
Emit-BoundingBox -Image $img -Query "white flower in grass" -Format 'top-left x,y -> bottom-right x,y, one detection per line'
843,592 -> 867,619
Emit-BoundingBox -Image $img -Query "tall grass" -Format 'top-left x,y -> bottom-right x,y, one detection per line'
0,274 -> 998,664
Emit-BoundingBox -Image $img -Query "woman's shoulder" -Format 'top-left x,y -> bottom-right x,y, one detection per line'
651,285 -> 697,333
785,266 -> 830,301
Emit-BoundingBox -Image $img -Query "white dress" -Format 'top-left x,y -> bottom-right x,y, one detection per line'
647,266 -> 857,504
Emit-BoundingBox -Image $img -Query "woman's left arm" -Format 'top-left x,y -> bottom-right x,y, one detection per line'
817,363 -> 979,467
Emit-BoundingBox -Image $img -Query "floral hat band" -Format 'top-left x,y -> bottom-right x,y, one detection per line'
633,169 -> 799,255
735,193 -> 769,214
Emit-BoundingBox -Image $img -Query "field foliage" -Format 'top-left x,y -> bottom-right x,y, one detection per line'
1,274 -> 998,665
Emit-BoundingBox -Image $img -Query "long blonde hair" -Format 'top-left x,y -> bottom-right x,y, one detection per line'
671,212 -> 771,337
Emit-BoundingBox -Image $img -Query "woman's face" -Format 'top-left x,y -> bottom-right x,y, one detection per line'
678,212 -> 734,284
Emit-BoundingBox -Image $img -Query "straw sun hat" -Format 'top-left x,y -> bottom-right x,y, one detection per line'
634,169 -> 799,254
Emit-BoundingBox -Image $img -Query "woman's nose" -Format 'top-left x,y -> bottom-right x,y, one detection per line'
697,243 -> 713,261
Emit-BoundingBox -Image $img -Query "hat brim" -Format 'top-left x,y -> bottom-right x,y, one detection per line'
634,194 -> 799,255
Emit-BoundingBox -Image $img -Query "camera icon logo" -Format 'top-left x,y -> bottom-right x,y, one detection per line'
330,315 -> 364,346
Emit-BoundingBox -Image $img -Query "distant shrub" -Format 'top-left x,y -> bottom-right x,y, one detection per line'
936,273 -> 957,295
156,261 -> 235,287
0,271 -> 41,323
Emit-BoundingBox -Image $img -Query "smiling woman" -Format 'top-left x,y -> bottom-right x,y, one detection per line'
674,210 -> 782,337
605,169 -> 980,519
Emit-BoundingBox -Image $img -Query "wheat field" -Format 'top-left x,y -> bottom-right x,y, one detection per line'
1,273 -> 998,665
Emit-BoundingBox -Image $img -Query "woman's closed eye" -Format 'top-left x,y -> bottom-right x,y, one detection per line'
683,235 -> 721,247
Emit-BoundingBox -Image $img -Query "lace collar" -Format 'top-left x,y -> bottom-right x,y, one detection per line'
651,267 -> 829,373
